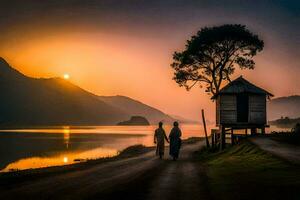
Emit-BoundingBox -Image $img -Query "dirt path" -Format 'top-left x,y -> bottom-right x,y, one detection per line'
146,142 -> 210,200
250,137 -> 300,164
1,141 -> 210,200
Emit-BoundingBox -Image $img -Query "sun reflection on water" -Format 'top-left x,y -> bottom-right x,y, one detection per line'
0,124 -> 221,173
63,157 -> 68,163
0,125 -> 154,172
1,147 -> 118,172
63,126 -> 70,148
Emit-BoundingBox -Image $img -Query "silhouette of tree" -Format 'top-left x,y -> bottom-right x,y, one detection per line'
171,24 -> 264,97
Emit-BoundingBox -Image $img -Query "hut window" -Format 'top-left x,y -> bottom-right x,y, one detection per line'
237,93 -> 249,123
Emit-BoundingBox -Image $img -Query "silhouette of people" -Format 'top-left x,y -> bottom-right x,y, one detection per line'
169,121 -> 182,161
154,122 -> 169,159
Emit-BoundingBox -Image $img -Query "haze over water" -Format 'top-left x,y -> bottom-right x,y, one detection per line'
0,124 -> 289,172
0,125 -> 205,172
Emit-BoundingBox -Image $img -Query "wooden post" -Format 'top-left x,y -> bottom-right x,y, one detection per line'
211,131 -> 215,148
216,131 -> 219,147
231,129 -> 234,145
211,129 -> 218,148
251,128 -> 256,135
201,109 -> 210,148
220,126 -> 226,150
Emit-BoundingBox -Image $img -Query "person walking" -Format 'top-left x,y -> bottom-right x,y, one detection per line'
154,122 -> 169,159
169,121 -> 182,161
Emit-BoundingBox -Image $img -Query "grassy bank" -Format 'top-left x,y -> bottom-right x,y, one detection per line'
196,141 -> 300,200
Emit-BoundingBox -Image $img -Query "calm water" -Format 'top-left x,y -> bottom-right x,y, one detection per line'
0,124 -> 289,172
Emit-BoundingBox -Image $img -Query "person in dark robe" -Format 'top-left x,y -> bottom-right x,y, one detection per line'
169,121 -> 182,161
154,122 -> 169,159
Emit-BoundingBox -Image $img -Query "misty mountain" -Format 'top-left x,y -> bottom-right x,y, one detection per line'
0,58 -> 130,126
0,58 -> 178,126
268,95 -> 300,120
98,95 -> 175,124
169,114 -> 201,124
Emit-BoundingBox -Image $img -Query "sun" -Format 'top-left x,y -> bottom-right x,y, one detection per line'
63,74 -> 70,80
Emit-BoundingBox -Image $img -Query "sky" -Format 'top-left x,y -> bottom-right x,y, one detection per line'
0,0 -> 299,121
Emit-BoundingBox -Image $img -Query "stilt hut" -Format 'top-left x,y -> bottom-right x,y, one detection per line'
212,76 -> 273,149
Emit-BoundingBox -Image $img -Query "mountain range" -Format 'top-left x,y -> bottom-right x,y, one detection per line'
1,57 -> 299,126
0,58 -> 174,126
98,95 -> 174,124
268,95 -> 300,120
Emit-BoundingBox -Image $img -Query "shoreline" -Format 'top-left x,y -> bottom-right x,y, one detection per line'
0,137 -> 203,184
0,145 -> 154,187
1,136 -> 299,200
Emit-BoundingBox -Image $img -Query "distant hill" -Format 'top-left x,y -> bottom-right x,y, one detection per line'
268,95 -> 300,120
98,95 -> 175,124
117,116 -> 150,126
0,58 -> 178,126
0,58 -> 131,126
269,116 -> 300,128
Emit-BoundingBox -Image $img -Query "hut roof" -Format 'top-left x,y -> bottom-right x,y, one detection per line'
212,76 -> 273,99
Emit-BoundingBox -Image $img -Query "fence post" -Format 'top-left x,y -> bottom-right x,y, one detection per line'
220,126 -> 226,150
211,131 -> 215,148
201,109 -> 210,148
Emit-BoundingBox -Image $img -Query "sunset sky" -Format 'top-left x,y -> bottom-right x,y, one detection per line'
0,0 -> 299,121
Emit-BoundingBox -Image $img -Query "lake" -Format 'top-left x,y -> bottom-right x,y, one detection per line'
0,124 -> 290,172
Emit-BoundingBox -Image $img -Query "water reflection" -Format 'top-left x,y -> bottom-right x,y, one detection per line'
63,157 -> 68,163
0,124 -> 286,172
63,127 -> 70,149
0,126 -> 157,172
1,147 -> 118,172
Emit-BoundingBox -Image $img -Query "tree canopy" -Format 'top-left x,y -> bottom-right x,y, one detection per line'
171,24 -> 264,97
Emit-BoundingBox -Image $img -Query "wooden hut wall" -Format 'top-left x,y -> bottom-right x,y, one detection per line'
219,95 -> 237,124
249,95 -> 266,124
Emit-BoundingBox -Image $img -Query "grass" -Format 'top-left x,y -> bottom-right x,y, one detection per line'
196,141 -> 300,200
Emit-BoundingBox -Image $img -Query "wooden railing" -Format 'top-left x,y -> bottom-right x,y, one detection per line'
211,129 -> 221,148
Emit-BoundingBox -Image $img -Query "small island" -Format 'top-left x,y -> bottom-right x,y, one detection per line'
117,116 -> 150,126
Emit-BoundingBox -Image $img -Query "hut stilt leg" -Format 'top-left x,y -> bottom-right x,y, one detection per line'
220,126 -> 226,150
251,128 -> 256,135
211,132 -> 215,148
231,129 -> 234,145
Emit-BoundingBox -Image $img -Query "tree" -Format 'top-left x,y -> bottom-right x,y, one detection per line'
171,24 -> 264,97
